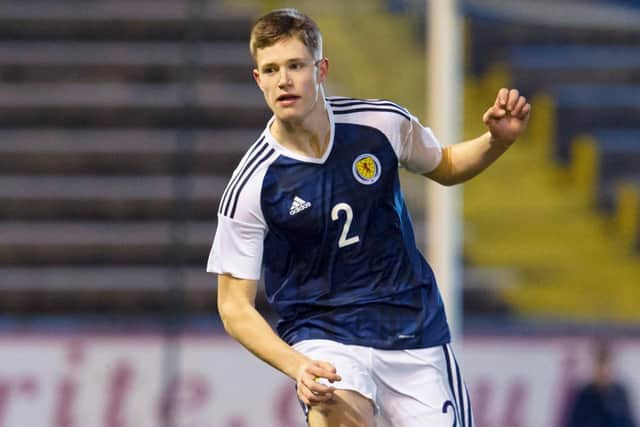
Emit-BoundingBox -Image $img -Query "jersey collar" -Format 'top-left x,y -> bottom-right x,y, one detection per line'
263,99 -> 335,164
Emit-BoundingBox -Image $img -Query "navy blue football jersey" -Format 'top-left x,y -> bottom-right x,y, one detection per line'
208,97 -> 450,350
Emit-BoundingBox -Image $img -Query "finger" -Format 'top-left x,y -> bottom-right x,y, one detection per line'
299,382 -> 322,405
309,386 -> 335,402
307,361 -> 342,382
506,89 -> 519,112
315,360 -> 337,373
305,379 -> 336,395
311,393 -> 334,404
317,362 -> 341,382
302,373 -> 334,390
302,369 -> 337,392
298,389 -> 311,406
512,96 -> 527,115
308,392 -> 333,405
483,105 -> 506,123
519,103 -> 531,119
301,385 -> 334,405
496,88 -> 509,107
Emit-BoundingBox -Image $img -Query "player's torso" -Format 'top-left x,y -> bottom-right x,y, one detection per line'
246,105 -> 449,349
261,121 -> 421,304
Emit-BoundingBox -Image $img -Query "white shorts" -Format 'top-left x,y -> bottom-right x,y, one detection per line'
293,339 -> 473,427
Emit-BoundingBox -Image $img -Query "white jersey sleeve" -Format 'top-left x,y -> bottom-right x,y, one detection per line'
208,215 -> 265,280
397,113 -> 443,174
328,98 -> 442,175
206,136 -> 277,280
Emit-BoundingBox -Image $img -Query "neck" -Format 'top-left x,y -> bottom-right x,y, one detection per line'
271,98 -> 330,159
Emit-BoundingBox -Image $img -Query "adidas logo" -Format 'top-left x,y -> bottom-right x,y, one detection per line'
289,196 -> 311,215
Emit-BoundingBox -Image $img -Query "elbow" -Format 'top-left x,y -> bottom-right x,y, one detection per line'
216,274 -> 258,338
217,299 -> 237,336
217,297 -> 252,339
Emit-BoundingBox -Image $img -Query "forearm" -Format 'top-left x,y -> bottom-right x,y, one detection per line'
219,298 -> 308,380
425,131 -> 511,185
216,275 -> 340,406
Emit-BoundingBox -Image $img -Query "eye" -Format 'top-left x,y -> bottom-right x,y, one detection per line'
289,62 -> 305,71
262,66 -> 276,75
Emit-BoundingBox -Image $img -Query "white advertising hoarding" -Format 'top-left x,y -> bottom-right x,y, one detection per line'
0,333 -> 638,427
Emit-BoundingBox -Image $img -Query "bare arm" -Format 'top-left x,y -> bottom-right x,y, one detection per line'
217,273 -> 341,405
425,88 -> 531,186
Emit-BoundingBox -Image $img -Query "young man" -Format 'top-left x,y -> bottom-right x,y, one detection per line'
208,8 -> 530,427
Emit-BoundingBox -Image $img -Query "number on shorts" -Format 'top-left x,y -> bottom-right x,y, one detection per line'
442,400 -> 457,427
331,203 -> 360,248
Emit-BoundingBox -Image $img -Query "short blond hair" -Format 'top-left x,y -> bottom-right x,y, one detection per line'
250,8 -> 322,62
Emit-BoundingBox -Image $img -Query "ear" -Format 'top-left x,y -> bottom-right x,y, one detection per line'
252,68 -> 261,86
317,58 -> 329,84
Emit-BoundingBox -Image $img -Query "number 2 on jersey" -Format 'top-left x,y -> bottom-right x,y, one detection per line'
331,203 -> 360,248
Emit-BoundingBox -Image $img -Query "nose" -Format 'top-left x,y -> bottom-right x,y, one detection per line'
278,69 -> 292,88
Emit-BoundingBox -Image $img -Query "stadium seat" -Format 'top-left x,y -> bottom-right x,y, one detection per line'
507,45 -> 640,95
551,84 -> 640,164
0,129 -> 257,175
463,2 -> 640,320
0,1 -> 269,314
0,41 -> 253,83
0,1 -> 251,41
465,3 -> 640,75
0,82 -> 268,127
571,130 -> 640,211
615,181 -> 640,251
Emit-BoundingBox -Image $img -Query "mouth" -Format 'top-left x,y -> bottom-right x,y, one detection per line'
276,94 -> 300,104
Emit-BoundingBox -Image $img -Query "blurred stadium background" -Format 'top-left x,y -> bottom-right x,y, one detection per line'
0,0 -> 638,425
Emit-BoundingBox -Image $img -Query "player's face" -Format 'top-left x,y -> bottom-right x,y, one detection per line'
253,37 -> 327,124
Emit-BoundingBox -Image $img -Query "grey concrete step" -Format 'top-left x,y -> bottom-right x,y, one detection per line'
0,221 -> 216,265
0,266 -> 212,290
0,129 -> 259,174
0,267 -> 214,313
508,45 -> 640,94
553,84 -> 640,163
0,175 -> 229,220
467,11 -> 640,74
0,1 -> 252,41
590,130 -> 640,211
0,82 -> 269,127
0,41 -> 253,82
0,266 -> 272,314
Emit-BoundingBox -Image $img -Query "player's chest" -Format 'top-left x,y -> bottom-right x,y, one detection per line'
261,136 -> 398,233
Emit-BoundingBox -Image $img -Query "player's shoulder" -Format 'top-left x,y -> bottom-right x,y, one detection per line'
218,133 -> 279,221
327,96 -> 411,124
327,96 -> 414,147
233,133 -> 279,174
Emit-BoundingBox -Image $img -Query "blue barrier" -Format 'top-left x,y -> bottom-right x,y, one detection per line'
552,84 -> 640,163
590,129 -> 640,210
